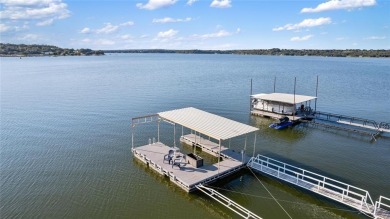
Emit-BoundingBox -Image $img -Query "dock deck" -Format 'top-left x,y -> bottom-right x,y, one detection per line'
181,133 -> 249,162
132,142 -> 245,192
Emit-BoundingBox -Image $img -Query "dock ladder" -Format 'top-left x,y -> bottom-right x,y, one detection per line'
247,154 -> 390,218
195,184 -> 262,219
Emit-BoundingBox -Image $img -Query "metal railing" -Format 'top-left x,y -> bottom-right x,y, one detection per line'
196,184 -> 262,219
314,111 -> 389,131
374,196 -> 390,219
247,154 -> 376,214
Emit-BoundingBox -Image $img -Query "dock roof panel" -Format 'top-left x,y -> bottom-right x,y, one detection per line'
158,107 -> 258,140
251,93 -> 316,104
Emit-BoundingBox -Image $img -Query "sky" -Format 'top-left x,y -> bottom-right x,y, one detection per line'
0,0 -> 389,50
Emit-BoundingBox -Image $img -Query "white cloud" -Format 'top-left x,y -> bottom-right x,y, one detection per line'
136,0 -> 177,10
210,0 -> 231,8
301,0 -> 376,13
96,23 -> 119,34
36,18 -> 53,26
0,23 -> 11,32
18,33 -> 40,40
364,36 -> 386,40
120,21 -> 134,26
157,29 -> 178,38
80,27 -> 91,34
336,37 -> 348,41
290,35 -> 314,42
81,38 -> 115,46
121,34 -> 133,40
273,17 -> 331,31
153,17 -> 192,23
192,29 -> 238,39
95,39 -> 115,45
0,0 -> 70,20
187,0 -> 198,6
80,21 -> 134,35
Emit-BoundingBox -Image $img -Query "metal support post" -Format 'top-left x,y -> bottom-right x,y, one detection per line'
218,139 -> 221,176
157,120 -> 160,142
173,123 -> 176,147
253,132 -> 257,157
131,124 -> 134,149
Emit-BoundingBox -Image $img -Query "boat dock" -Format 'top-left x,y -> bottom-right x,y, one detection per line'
248,154 -> 390,219
250,93 -> 317,122
131,107 -> 258,192
131,107 -> 389,218
132,142 -> 246,192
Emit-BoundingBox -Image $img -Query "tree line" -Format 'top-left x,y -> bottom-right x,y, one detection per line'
0,43 -> 104,57
104,48 -> 390,58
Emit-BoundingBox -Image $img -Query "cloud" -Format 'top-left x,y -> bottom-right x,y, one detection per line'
192,28 -> 239,39
36,18 -> 53,26
273,17 -> 331,31
0,23 -> 11,32
120,21 -> 134,26
96,23 -> 118,34
153,17 -> 192,23
80,27 -> 91,34
187,0 -> 197,6
336,37 -> 348,41
157,29 -> 178,38
136,0 -> 177,10
301,0 -> 376,13
80,21 -> 134,35
364,36 -> 386,40
81,38 -> 115,46
210,0 -> 231,8
18,33 -> 40,41
290,35 -> 313,42
0,0 -> 70,21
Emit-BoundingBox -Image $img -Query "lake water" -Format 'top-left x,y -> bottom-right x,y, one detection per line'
1,54 -> 389,219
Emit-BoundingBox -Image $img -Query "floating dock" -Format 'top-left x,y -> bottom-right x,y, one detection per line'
132,142 -> 245,192
250,92 -> 317,122
131,107 -> 258,192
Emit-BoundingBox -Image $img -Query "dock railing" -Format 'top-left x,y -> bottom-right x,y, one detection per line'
374,196 -> 390,218
248,154 -> 376,214
315,111 -> 380,129
196,184 -> 262,219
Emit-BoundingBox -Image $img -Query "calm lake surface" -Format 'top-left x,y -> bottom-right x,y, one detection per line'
1,54 -> 389,219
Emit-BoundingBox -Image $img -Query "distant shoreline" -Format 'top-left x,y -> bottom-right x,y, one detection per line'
103,49 -> 390,58
1,43 -> 389,58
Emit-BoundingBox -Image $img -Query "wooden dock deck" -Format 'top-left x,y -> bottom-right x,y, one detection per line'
181,134 -> 249,162
132,142 -> 245,192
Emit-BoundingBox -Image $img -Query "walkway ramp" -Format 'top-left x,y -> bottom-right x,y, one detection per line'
196,184 -> 262,219
314,111 -> 390,137
247,154 -> 390,218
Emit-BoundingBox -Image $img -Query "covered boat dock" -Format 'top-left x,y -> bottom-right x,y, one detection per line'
251,92 -> 317,121
131,107 -> 259,192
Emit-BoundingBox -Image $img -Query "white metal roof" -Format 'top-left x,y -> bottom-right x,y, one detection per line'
158,107 -> 258,140
251,93 -> 316,104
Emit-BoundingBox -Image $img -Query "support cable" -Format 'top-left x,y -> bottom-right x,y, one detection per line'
248,168 -> 293,219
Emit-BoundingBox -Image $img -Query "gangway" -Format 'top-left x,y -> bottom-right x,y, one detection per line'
314,111 -> 390,136
247,154 -> 390,218
195,184 -> 262,219
375,196 -> 390,219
